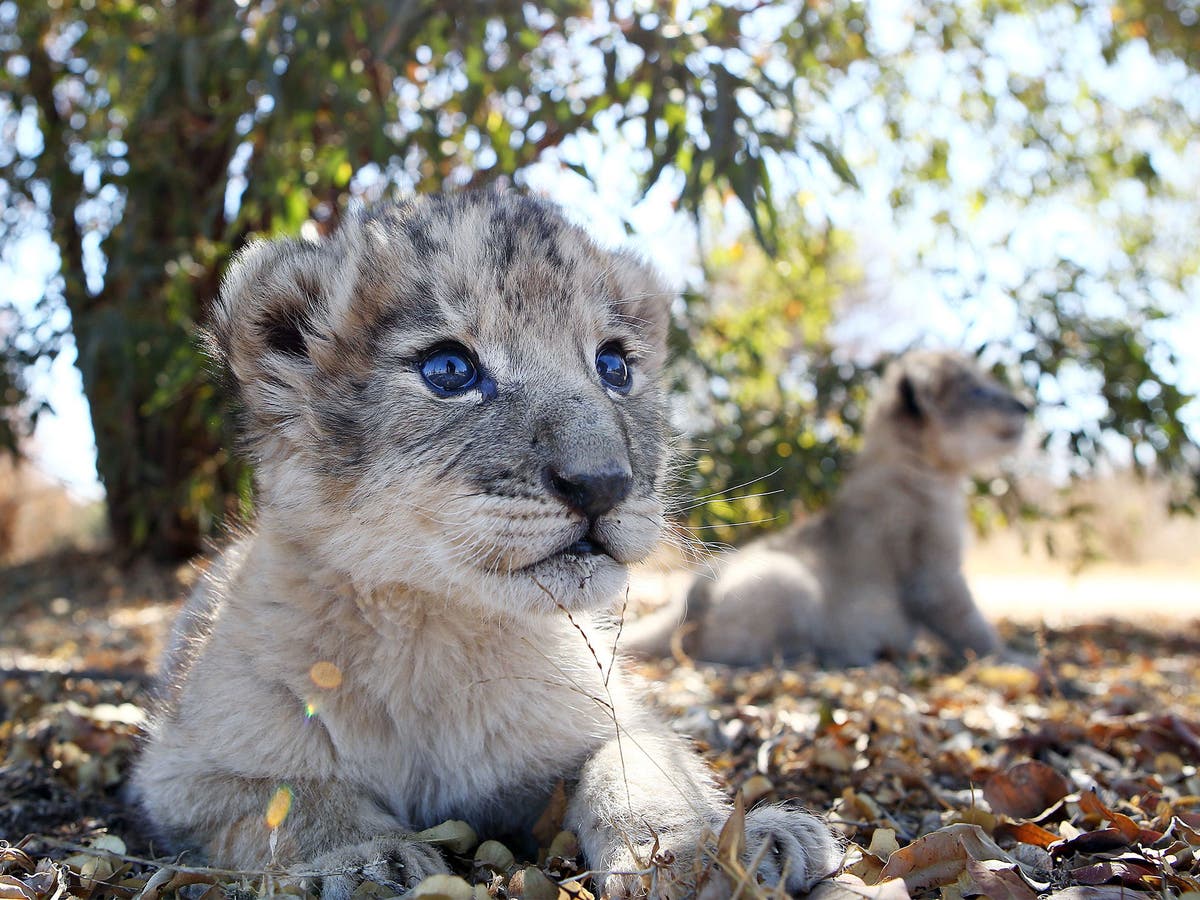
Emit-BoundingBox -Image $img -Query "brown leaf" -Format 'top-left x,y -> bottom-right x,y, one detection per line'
995,821 -> 1060,849
1171,816 -> 1200,846
1050,828 -> 1132,857
532,781 -> 568,848
0,877 -> 39,900
407,875 -> 476,900
984,761 -> 1071,819
1071,859 -> 1157,887
0,849 -> 36,878
1078,791 -> 1141,842
1042,889 -> 1143,900
508,867 -> 557,900
963,859 -> 1038,900
717,791 -> 746,866
877,824 -> 1014,893
807,874 -> 911,900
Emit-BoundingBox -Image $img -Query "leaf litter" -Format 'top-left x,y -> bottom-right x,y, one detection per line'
3,553 -> 1200,898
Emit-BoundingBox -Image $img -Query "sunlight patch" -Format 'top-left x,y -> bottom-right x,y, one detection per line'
309,660 -> 343,690
265,784 -> 293,829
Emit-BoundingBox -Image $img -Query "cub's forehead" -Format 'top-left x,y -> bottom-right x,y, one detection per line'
346,194 -> 664,354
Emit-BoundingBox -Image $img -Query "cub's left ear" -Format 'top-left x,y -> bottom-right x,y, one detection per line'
897,373 -> 924,420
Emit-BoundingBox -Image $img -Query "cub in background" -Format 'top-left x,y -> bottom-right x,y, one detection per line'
623,349 -> 1030,668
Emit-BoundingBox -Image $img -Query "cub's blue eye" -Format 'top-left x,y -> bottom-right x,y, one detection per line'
420,345 -> 478,395
596,344 -> 631,393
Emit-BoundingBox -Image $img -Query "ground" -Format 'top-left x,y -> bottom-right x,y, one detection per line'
1,549 -> 1199,900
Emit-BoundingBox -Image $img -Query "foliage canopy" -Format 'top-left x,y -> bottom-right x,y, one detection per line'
0,0 -> 1196,558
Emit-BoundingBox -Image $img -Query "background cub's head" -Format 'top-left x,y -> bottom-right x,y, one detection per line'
869,349 -> 1030,472
211,192 -> 672,614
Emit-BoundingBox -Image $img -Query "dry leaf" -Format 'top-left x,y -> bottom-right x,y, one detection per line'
984,761 -> 1071,819
995,821 -> 1061,849
868,828 -> 900,859
717,791 -> 746,866
962,859 -> 1037,900
877,824 -> 1013,893
741,774 -> 773,808
1050,828 -> 1132,857
807,874 -> 911,900
532,781 -> 568,848
547,831 -> 580,861
408,874 -> 476,900
0,875 -> 39,900
507,867 -> 557,900
474,841 -> 515,873
1077,791 -> 1140,842
1070,859 -> 1157,887
412,820 -> 479,855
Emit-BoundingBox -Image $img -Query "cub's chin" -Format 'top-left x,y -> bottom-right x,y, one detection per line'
499,541 -> 631,614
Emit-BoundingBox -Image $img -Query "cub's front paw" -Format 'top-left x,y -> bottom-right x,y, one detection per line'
743,804 -> 842,892
311,835 -> 450,900
599,844 -> 693,900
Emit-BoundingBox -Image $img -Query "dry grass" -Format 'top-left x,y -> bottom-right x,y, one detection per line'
970,473 -> 1200,576
0,456 -> 106,565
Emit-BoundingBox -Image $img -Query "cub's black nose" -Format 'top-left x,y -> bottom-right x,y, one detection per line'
545,463 -> 633,519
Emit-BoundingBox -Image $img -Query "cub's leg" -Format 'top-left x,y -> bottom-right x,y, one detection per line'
816,579 -> 918,668
133,769 -> 447,899
900,568 -> 1000,660
566,727 -> 840,897
692,550 -> 822,665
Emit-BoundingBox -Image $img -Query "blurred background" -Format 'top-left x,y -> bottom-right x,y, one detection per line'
1,0 -> 1197,589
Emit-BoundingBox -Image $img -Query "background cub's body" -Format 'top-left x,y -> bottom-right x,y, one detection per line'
131,192 -> 838,898
624,350 -> 1029,668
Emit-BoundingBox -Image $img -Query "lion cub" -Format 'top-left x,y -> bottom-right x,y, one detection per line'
130,193 -> 839,898
624,350 -> 1029,668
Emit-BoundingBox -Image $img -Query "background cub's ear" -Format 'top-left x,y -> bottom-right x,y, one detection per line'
897,373 -> 924,420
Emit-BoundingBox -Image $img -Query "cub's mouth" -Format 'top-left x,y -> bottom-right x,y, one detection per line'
563,536 -> 611,558
515,530 -> 617,575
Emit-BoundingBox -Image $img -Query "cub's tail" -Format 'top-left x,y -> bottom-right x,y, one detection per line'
619,577 -> 713,658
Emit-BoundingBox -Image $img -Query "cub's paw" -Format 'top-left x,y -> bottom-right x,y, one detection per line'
599,844 -> 695,900
311,835 -> 450,900
743,804 -> 842,892
595,807 -> 840,898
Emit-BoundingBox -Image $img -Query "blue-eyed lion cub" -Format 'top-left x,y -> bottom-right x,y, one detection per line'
131,192 -> 839,898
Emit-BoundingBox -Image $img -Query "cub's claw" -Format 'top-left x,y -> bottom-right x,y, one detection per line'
311,835 -> 449,900
744,805 -> 842,892
598,806 -> 840,898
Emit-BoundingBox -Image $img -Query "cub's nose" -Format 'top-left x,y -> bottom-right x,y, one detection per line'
544,463 -> 633,519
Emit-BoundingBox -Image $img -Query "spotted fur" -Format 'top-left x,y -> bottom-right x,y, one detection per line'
131,191 -> 840,898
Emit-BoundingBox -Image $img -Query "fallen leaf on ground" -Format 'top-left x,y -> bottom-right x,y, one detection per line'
984,761 -> 1071,819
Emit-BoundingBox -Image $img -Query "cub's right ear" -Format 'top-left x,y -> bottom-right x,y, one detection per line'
206,237 -> 343,436
209,238 -> 326,375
